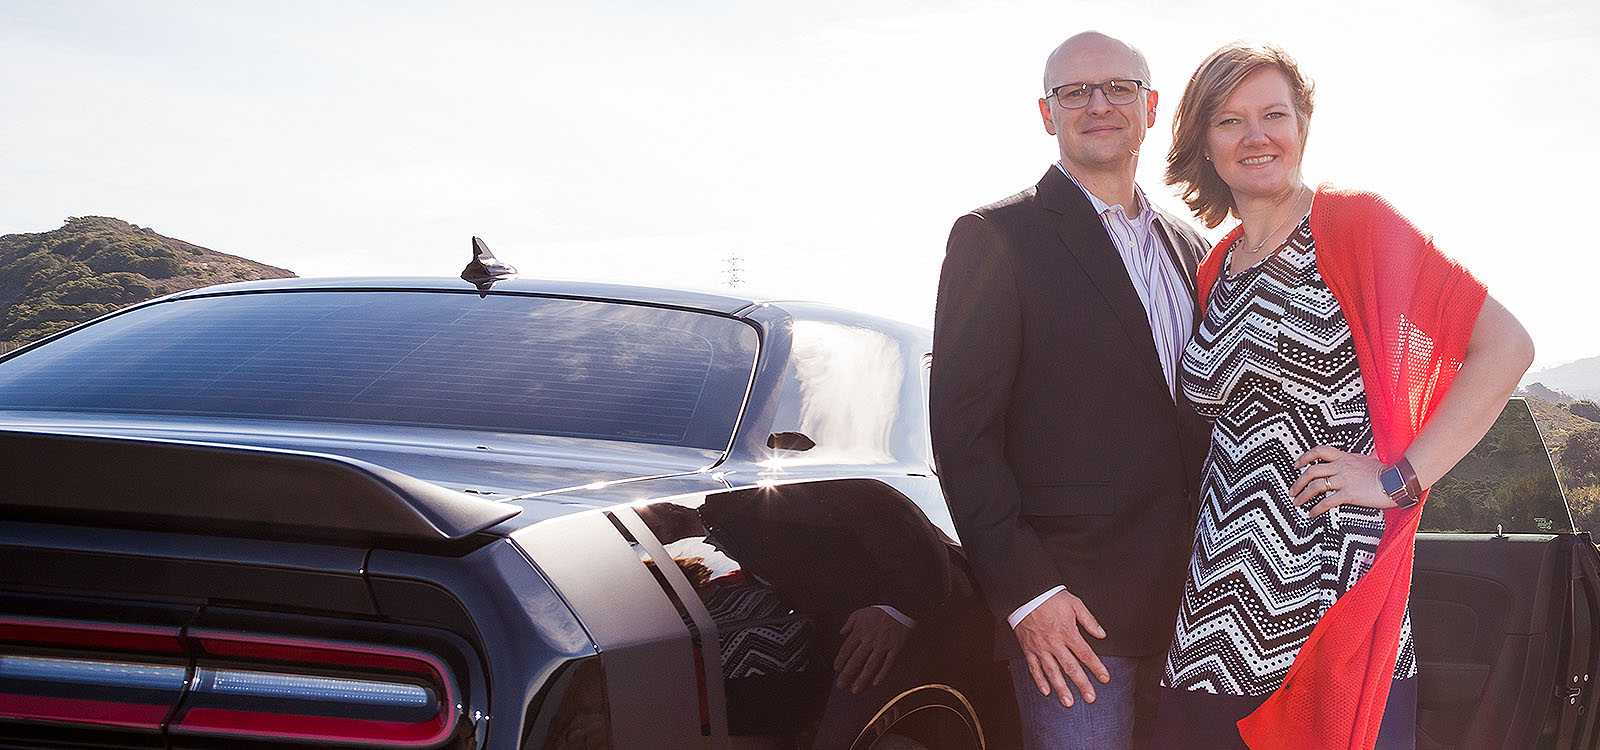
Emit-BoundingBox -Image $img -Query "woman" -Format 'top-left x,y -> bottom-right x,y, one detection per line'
1151,43 -> 1534,749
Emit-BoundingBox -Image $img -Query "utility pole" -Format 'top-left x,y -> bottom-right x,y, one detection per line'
722,252 -> 744,289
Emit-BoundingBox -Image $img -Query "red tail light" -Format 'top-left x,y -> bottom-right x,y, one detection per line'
171,630 -> 458,747
0,617 -> 185,655
0,616 -> 186,731
0,617 -> 461,748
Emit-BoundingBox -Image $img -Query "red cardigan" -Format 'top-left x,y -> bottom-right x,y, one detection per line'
1193,187 -> 1487,749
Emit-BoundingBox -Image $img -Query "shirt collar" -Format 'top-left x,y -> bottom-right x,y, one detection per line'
1055,161 -> 1153,226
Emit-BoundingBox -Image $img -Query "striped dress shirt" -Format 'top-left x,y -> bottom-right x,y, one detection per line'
1057,163 -> 1194,400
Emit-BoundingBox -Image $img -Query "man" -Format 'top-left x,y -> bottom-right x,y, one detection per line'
929,31 -> 1212,750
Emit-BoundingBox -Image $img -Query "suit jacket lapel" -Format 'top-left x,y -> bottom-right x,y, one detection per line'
1152,216 -> 1197,297
1036,167 -> 1168,397
1152,215 -> 1202,335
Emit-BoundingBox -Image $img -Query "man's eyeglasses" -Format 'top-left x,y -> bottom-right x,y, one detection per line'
1047,79 -> 1148,109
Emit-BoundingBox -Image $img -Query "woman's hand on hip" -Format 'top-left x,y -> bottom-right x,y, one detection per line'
1289,445 -> 1396,517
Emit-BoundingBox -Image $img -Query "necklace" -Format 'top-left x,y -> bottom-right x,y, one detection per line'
1241,187 -> 1311,255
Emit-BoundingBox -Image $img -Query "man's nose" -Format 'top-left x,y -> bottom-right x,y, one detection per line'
1085,87 -> 1115,114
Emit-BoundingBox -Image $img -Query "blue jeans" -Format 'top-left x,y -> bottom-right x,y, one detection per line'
1009,653 -> 1166,750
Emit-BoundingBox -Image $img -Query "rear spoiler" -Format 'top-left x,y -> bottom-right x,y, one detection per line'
0,429 -> 520,545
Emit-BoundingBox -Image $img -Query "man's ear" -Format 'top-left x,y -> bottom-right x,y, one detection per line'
1038,98 -> 1056,135
1145,89 -> 1160,128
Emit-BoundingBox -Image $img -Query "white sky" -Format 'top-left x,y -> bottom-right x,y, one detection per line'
2,0 -> 1595,367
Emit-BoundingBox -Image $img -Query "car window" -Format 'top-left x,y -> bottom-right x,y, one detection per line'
1422,399 -> 1575,533
0,291 -> 759,451
766,320 -> 915,464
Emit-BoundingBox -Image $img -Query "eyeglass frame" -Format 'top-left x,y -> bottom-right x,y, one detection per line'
1046,79 -> 1150,109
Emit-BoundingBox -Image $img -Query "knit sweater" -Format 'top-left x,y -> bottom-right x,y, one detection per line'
1193,187 -> 1488,749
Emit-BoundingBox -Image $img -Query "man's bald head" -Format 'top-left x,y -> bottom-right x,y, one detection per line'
1042,31 -> 1151,93
1036,30 -> 1159,180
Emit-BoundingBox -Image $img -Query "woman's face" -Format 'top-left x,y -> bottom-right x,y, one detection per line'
1205,67 -> 1306,202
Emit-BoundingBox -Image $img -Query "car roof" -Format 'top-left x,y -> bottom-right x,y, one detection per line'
160,277 -> 934,342
168,277 -> 763,316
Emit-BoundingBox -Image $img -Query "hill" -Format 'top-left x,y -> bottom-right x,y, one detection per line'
1519,394 -> 1600,533
0,217 -> 293,346
1520,382 -> 1573,404
1526,395 -> 1599,461
1427,399 -> 1577,533
1525,355 -> 1600,402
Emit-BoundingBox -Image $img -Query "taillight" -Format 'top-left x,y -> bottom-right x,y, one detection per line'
170,630 -> 458,747
0,616 -> 186,731
0,616 -> 462,748
0,617 -> 186,654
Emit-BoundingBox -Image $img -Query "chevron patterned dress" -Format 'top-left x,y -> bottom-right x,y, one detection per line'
1163,219 -> 1417,697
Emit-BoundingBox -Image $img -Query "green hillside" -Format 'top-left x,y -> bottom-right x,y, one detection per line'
1523,395 -> 1600,533
0,216 -> 293,346
1527,396 -> 1597,460
1426,400 -> 1571,532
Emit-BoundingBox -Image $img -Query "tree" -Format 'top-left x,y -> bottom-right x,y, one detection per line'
1563,428 -> 1600,486
1569,400 -> 1600,423
1568,485 -> 1600,534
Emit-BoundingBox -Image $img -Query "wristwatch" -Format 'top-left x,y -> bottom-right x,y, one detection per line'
1379,457 -> 1422,510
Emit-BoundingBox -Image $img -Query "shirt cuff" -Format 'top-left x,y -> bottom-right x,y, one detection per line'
873,605 -> 916,628
1008,586 -> 1066,629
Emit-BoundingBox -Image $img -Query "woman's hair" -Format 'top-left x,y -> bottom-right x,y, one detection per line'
1166,43 -> 1315,228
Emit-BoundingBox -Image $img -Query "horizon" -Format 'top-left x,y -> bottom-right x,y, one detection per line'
2,0 -> 1594,367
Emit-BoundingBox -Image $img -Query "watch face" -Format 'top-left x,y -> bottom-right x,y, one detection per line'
1380,467 -> 1405,496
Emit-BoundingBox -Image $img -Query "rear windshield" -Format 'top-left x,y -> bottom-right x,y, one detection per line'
0,291 -> 759,450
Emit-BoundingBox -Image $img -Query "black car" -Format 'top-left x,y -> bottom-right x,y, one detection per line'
0,276 -> 1595,750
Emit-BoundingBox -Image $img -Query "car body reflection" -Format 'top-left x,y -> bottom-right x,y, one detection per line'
633,478 -> 986,748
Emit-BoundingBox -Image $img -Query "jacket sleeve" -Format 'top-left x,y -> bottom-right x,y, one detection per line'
929,212 -> 1062,621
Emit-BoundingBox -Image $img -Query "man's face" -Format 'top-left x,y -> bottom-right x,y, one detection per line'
1037,39 -> 1158,173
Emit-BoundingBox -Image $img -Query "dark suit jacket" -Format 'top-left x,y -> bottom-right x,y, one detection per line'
930,166 -> 1212,658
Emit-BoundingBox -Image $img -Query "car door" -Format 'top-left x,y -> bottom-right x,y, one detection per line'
1414,398 -> 1600,749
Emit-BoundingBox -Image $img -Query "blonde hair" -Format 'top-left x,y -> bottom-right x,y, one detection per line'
1166,43 -> 1315,228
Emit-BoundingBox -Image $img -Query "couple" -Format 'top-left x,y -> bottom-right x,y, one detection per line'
929,32 -> 1535,750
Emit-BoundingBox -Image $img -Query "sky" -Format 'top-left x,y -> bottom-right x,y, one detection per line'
2,0 -> 1596,368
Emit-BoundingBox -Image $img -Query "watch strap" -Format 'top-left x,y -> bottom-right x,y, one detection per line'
1381,459 -> 1421,510
1395,456 -> 1422,500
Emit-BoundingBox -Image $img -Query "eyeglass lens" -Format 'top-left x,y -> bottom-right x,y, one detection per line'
1055,80 -> 1141,108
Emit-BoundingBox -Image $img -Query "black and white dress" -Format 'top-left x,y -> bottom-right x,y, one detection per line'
1163,218 -> 1417,698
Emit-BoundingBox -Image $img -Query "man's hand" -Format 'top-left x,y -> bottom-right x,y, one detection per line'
833,606 -> 911,694
1015,589 -> 1110,708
